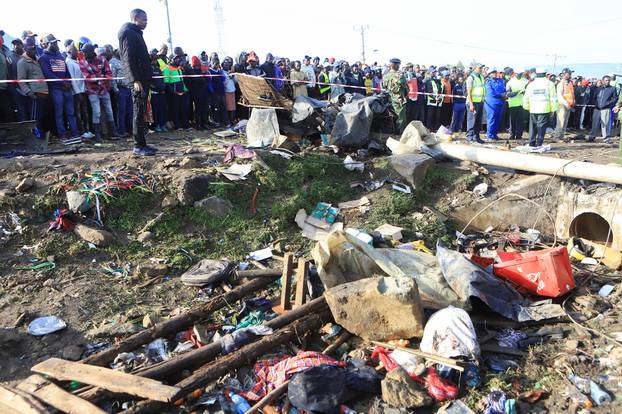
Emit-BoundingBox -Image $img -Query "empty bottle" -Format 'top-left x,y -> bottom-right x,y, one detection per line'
590,380 -> 612,406
228,392 -> 251,414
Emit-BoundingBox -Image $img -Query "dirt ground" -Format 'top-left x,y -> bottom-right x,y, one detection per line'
1,128 -> 621,413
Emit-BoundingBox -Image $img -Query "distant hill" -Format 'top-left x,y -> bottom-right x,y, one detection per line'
562,63 -> 622,78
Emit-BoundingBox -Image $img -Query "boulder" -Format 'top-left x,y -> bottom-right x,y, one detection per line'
194,196 -> 233,216
66,190 -> 91,213
381,367 -> 431,408
133,262 -> 169,279
73,223 -> 114,247
324,276 -> 424,341
173,171 -> 211,205
15,177 -> 36,193
389,154 -> 435,189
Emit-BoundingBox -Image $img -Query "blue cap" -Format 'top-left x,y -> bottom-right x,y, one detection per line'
389,58 -> 401,64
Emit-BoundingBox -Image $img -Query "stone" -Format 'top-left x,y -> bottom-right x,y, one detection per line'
193,196 -> 233,216
179,157 -> 199,169
324,276 -> 425,341
161,196 -> 179,209
61,345 -> 83,361
134,262 -> 169,279
142,314 -> 162,328
381,367 -> 432,408
137,231 -> 154,242
564,339 -> 579,351
389,154 -> 435,189
15,177 -> 36,193
66,190 -> 91,213
73,223 -> 114,247
173,171 -> 211,205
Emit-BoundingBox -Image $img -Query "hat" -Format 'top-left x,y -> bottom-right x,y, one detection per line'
173,46 -> 186,56
405,62 -> 414,68
22,30 -> 37,38
42,34 -> 59,44
11,38 -> 23,46
304,55 -> 311,60
561,68 -> 573,74
389,58 -> 401,65
82,44 -> 95,55
149,48 -> 158,56
24,37 -> 37,50
441,70 -> 450,77
535,67 -> 547,74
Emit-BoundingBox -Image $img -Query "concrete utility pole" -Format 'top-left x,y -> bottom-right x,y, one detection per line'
214,0 -> 225,57
548,53 -> 566,74
354,25 -> 369,63
162,0 -> 173,54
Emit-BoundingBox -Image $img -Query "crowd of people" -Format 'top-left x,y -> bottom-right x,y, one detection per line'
1,8 -> 621,156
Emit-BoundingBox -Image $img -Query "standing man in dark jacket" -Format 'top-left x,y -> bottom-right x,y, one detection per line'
118,8 -> 155,156
589,76 -> 618,143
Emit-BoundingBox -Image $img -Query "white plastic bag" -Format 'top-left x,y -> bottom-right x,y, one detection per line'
420,306 -> 479,360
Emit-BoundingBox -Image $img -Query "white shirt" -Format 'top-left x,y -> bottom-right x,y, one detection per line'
65,57 -> 85,95
301,64 -> 316,88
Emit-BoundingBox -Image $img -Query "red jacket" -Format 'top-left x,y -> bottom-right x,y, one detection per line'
79,55 -> 112,96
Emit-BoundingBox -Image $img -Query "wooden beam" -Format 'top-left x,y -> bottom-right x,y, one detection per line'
31,359 -> 180,403
17,375 -> 106,414
0,385 -> 51,414
82,276 -> 277,367
294,260 -> 309,309
122,312 -> 331,413
275,253 -> 294,313
235,268 -> 282,279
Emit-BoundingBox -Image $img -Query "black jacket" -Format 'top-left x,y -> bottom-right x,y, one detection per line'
594,85 -> 618,110
118,22 -> 151,84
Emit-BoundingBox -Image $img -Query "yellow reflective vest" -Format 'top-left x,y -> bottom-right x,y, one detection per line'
506,77 -> 528,108
469,73 -> 485,103
523,77 -> 557,114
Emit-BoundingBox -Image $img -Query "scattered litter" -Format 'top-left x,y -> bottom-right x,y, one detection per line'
599,284 -> 615,297
338,196 -> 370,210
221,163 -> 253,181
181,259 -> 234,287
223,144 -> 256,163
345,228 -> 373,245
473,183 -> 488,196
420,306 -> 480,360
16,261 -> 56,271
48,209 -> 75,232
375,224 -> 404,241
270,149 -> 294,159
495,328 -> 527,349
513,144 -> 551,153
344,155 -> 365,172
247,247 -> 273,261
214,130 -> 238,138
391,182 -> 412,194
28,316 -> 67,336
232,119 -> 248,133
296,209 -> 344,241
581,257 -> 599,265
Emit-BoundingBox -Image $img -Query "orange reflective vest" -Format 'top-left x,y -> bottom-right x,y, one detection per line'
557,80 -> 575,108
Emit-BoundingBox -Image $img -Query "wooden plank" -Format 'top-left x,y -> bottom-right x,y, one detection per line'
82,276 -> 277,367
277,253 -> 294,312
370,341 -> 464,372
293,260 -> 309,309
0,385 -> 51,414
17,375 -> 106,414
31,358 -> 180,403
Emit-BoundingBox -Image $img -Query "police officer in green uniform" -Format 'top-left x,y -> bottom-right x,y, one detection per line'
382,58 -> 409,132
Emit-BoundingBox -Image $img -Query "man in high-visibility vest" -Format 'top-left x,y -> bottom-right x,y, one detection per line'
554,68 -> 575,141
523,68 -> 558,148
506,68 -> 528,139
466,62 -> 486,143
318,65 -> 331,100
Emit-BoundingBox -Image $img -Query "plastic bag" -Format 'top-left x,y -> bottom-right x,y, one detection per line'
27,316 -> 66,336
419,306 -> 480,360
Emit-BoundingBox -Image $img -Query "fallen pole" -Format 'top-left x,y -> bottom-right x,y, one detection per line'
434,142 -> 622,185
122,312 -> 331,414
82,277 -> 278,367
235,268 -> 282,278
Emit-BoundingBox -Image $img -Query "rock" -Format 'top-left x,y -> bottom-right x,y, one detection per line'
381,367 -> 432,408
193,196 -> 233,216
564,339 -> 579,351
389,154 -> 435,189
87,321 -> 142,339
61,345 -> 83,361
173,171 -> 211,205
15,177 -> 36,193
133,262 -> 169,279
73,223 -> 114,247
161,196 -> 179,209
66,190 -> 91,213
325,277 -> 425,341
179,157 -> 199,169
137,231 -> 154,242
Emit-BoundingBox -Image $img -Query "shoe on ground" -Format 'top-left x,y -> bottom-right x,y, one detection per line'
604,138 -> 613,144
144,145 -> 158,153
133,146 -> 156,156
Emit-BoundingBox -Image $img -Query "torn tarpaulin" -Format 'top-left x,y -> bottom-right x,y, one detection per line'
292,96 -> 330,123
330,93 -> 391,148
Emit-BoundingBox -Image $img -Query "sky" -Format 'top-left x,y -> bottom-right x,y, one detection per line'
2,0 -> 621,73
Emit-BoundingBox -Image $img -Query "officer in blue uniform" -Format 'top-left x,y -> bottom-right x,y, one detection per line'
484,68 -> 507,139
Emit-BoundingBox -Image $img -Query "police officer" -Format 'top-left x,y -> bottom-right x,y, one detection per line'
382,58 -> 409,132
523,68 -> 557,147
466,62 -> 486,143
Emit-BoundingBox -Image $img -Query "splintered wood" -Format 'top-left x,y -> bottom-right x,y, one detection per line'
235,73 -> 293,110
31,358 -> 180,403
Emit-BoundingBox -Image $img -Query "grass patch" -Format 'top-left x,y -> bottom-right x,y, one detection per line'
107,191 -> 158,232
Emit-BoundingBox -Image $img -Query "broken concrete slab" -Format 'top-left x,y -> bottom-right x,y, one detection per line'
389,154 -> 435,189
325,276 -> 425,341
73,223 -> 113,247
173,171 -> 211,206
193,196 -> 233,217
66,191 -> 91,213
133,262 -> 169,279
381,366 -> 432,408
